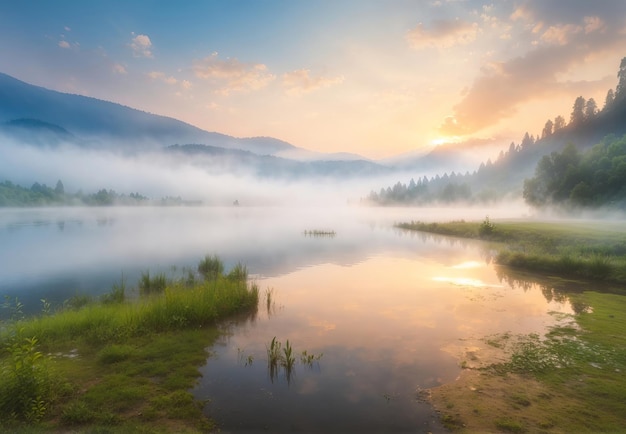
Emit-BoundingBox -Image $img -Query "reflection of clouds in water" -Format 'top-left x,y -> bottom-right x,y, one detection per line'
297,377 -> 320,395
307,318 -> 337,332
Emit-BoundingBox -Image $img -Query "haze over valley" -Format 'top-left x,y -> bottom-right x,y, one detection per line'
2,2 -> 626,433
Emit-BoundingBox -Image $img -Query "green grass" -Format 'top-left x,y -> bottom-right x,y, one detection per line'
397,218 -> 626,283
0,257 -> 259,432
483,291 -> 626,432
402,218 -> 626,432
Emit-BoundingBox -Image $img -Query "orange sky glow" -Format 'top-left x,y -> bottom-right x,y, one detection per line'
1,0 -> 625,159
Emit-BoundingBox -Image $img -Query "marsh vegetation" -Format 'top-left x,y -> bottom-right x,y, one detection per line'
398,218 -> 626,283
400,217 -> 626,432
2,206 -> 625,432
0,256 -> 258,432
303,229 -> 336,238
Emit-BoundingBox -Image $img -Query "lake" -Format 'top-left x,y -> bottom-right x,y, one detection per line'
0,205 -> 574,432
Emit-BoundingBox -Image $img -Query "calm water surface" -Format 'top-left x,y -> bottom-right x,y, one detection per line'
0,205 -> 574,432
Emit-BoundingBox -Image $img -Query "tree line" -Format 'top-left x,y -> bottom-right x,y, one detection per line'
368,57 -> 626,208
0,179 -> 182,207
523,134 -> 626,208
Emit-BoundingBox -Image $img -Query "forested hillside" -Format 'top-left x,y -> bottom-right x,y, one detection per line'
523,135 -> 626,208
368,57 -> 626,206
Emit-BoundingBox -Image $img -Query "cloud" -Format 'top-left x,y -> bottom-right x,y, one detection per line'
112,64 -> 127,74
282,69 -> 344,96
193,52 -> 275,95
148,71 -> 177,84
440,3 -> 626,136
129,33 -> 153,58
440,45 -> 597,135
407,19 -> 478,49
58,40 -> 70,49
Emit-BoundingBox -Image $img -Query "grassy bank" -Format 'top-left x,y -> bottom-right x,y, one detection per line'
398,218 -> 626,431
429,289 -> 626,433
0,256 -> 259,432
397,218 -> 626,283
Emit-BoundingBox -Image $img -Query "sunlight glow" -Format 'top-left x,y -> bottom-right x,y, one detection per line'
430,137 -> 449,146
433,276 -> 503,288
451,261 -> 484,269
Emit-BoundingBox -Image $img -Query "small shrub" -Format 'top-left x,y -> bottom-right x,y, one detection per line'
478,216 -> 495,237
0,335 -> 53,423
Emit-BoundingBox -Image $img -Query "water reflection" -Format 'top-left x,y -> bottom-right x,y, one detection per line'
193,240 -> 575,432
0,206 -> 596,431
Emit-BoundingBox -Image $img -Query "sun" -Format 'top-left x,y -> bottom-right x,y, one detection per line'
430,136 -> 461,146
430,137 -> 450,146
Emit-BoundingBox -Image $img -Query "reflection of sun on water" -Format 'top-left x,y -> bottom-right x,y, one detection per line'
451,261 -> 483,269
432,276 -> 503,288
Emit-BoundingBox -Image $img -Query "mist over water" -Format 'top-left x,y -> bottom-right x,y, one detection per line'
0,204 -> 532,315
0,203 -> 580,431
0,138 -> 548,431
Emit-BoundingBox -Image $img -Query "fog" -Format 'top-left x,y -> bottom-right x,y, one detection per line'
0,137 -> 445,207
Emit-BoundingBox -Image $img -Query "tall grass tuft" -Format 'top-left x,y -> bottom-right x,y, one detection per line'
586,254 -> 612,280
101,276 -> 126,304
198,255 -> 224,281
227,262 -> 248,282
139,271 -> 167,296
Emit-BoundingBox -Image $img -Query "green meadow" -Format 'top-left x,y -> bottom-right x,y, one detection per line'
400,218 -> 626,432
397,218 -> 626,283
0,256 -> 258,433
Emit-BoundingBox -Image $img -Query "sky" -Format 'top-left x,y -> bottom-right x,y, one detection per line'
1,0 -> 625,160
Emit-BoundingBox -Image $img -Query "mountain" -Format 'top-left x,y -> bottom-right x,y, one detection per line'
0,118 -> 77,147
381,137 -> 505,175
0,72 -> 296,155
165,144 -> 391,179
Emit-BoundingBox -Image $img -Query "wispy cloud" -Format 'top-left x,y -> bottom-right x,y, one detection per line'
282,69 -> 344,96
129,33 -> 153,58
148,71 -> 177,85
440,2 -> 626,136
58,27 -> 79,50
193,52 -> 275,95
112,63 -> 127,75
407,19 -> 478,49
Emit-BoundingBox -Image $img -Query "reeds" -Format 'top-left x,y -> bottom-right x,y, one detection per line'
303,229 -> 336,238
266,337 -> 322,384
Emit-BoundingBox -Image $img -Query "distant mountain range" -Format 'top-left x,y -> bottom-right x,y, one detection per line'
0,71 -> 484,178
0,72 -> 298,155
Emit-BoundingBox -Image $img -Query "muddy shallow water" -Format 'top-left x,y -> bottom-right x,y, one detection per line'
0,205 -> 572,432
